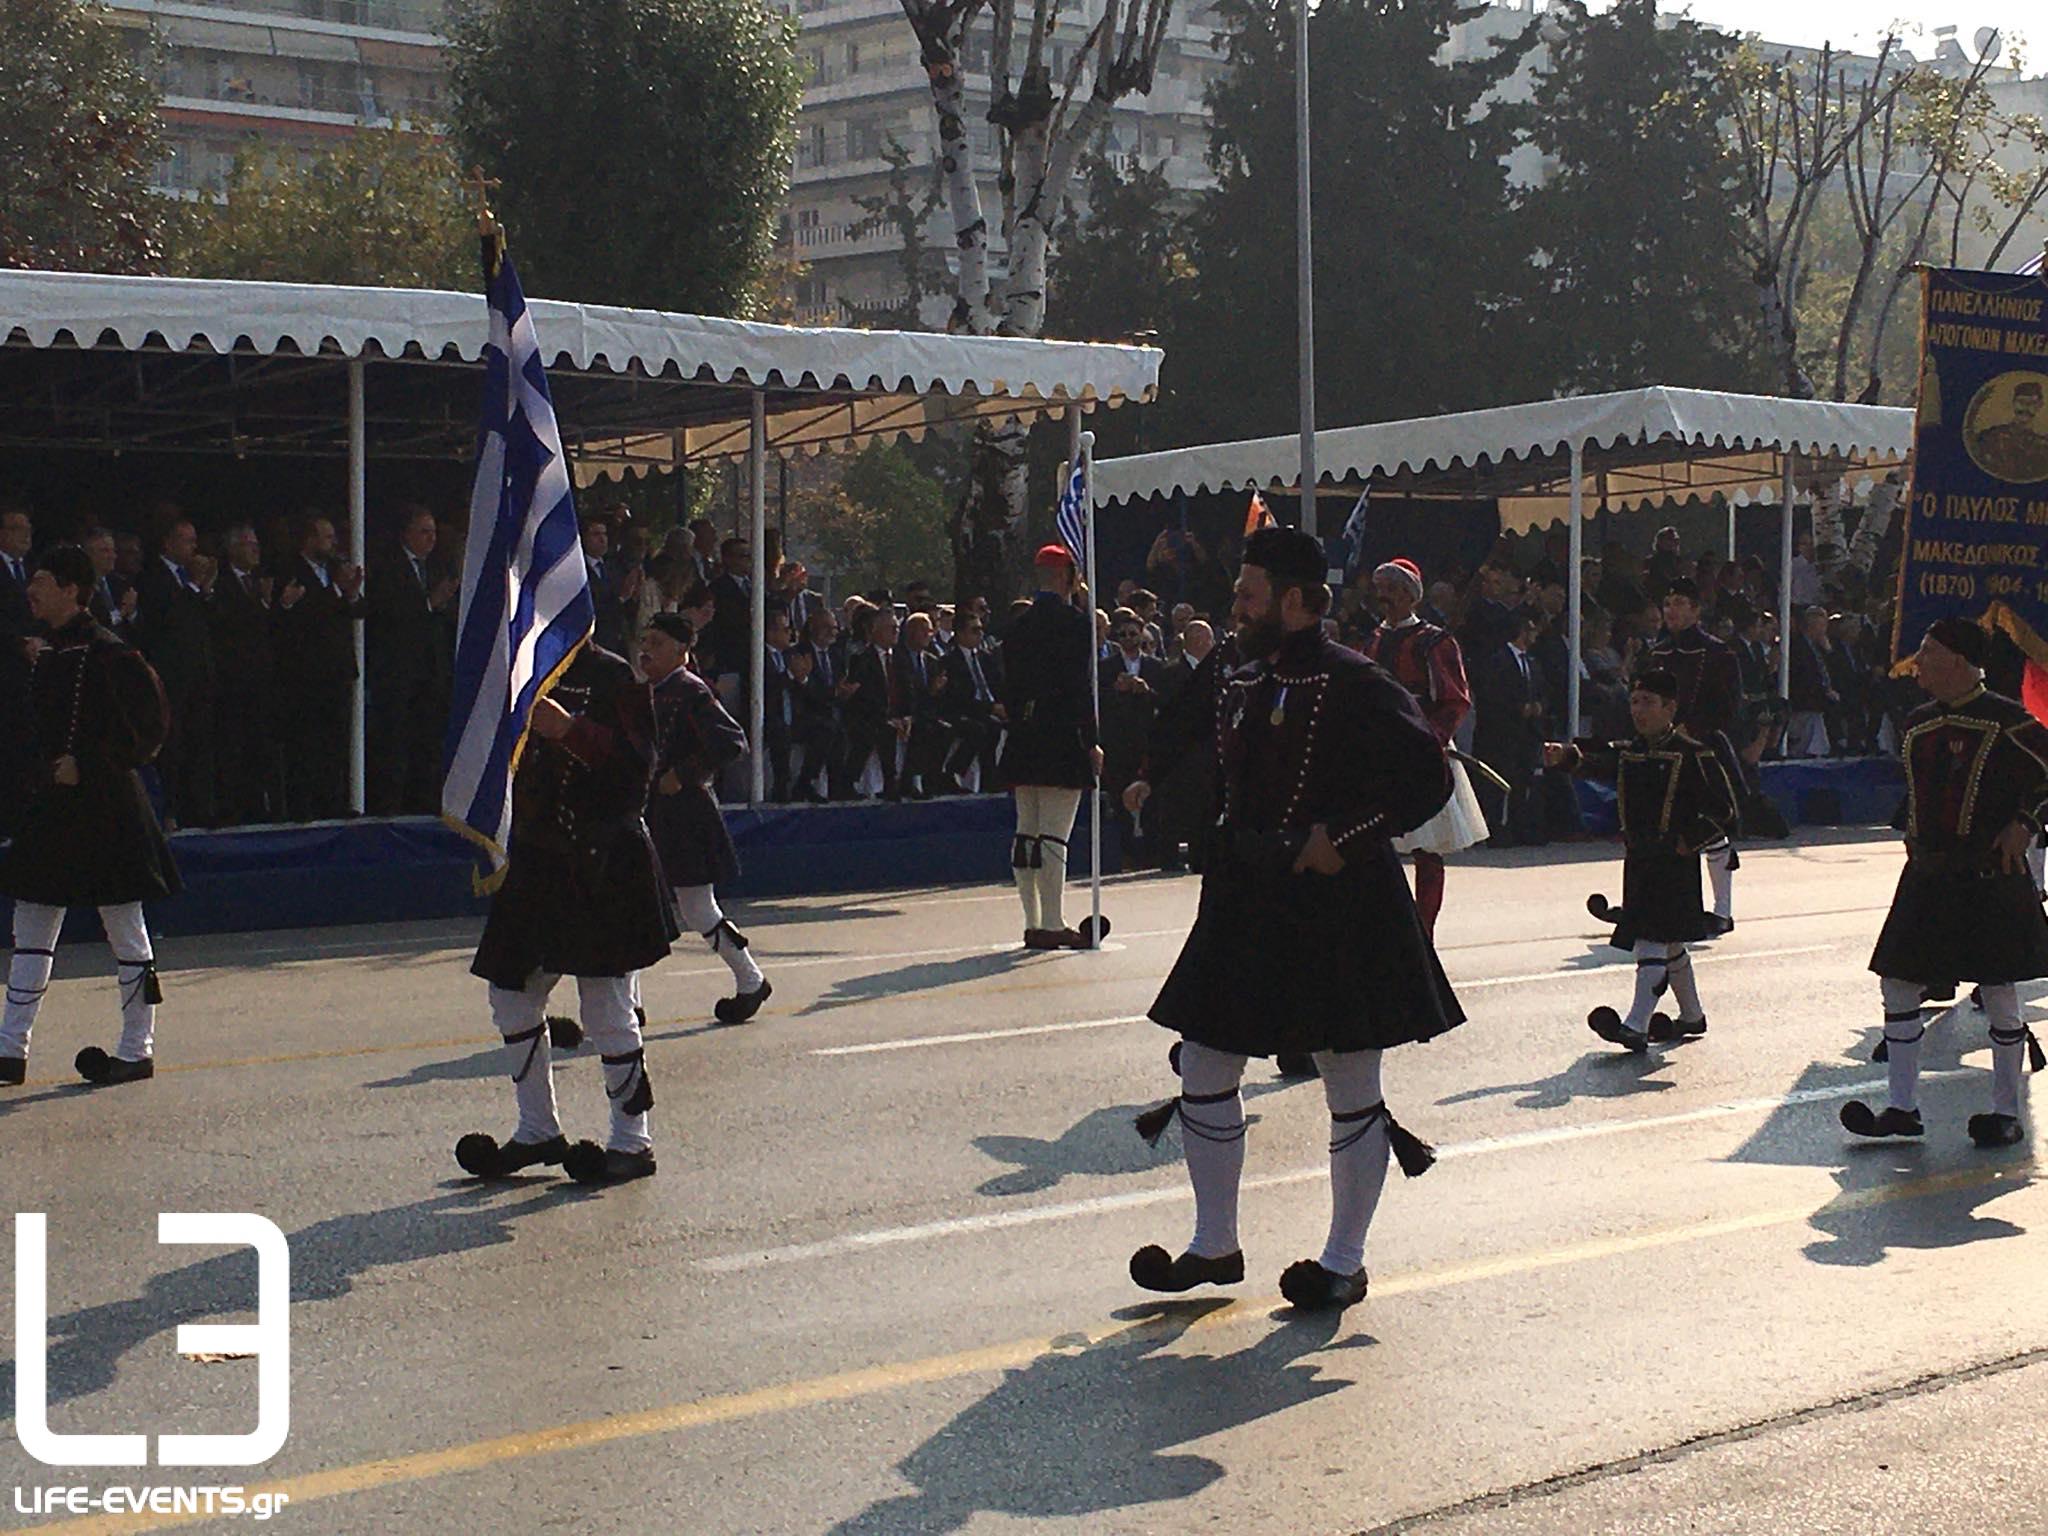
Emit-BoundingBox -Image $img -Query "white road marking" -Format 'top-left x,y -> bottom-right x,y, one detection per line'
806,944 -> 1842,1056
697,1066 -> 1967,1272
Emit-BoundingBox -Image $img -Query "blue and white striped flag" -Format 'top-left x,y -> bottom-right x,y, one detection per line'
1055,455 -> 1088,566
442,247 -> 593,881
2021,248 -> 2044,277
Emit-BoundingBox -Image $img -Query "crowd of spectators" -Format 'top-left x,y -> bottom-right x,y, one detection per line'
0,480 -> 1916,846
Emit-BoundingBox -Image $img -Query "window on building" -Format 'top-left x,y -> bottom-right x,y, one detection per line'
846,41 -> 860,75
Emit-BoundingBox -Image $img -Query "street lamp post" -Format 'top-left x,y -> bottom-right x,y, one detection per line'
1296,0 -> 1316,536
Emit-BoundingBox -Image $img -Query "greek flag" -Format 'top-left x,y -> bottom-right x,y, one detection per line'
441,247 -> 593,882
1055,455 -> 1088,566
2021,248 -> 2044,277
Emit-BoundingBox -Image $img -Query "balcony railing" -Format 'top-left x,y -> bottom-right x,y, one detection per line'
155,0 -> 448,36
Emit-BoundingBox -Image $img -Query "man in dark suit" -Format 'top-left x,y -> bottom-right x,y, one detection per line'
939,608 -> 1005,791
135,509 -> 219,829
845,607 -> 910,800
209,521 -> 281,825
1785,605 -> 1836,758
895,612 -> 949,797
81,527 -> 136,637
272,512 -> 365,819
580,513 -> 636,658
760,608 -> 798,801
367,505 -> 458,815
1099,609 -> 1167,862
778,561 -> 824,643
1472,610 -> 1549,846
792,607 -> 853,800
0,501 -> 39,837
706,537 -> 753,689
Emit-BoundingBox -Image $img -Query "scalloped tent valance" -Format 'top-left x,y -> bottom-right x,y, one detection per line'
0,268 -> 1161,470
1093,386 -> 1913,531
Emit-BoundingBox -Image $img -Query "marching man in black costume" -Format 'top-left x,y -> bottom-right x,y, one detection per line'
1547,669 -> 1739,1054
1844,619 -> 2048,1149
632,613 -> 771,1024
458,642 -> 680,1185
1,545 -> 180,1087
995,544 -> 1108,950
1131,526 -> 1463,1314
1644,577 -> 1744,934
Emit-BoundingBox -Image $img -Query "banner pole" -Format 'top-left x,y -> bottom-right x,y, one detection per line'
1082,424 -> 1102,950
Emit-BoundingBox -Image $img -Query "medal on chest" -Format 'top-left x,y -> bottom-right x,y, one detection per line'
1270,684 -> 1289,729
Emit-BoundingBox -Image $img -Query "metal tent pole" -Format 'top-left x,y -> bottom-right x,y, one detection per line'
348,357 -> 367,816
1295,0 -> 1316,535
749,392 -> 768,805
1566,442 -> 1584,740
1778,454 -> 1797,702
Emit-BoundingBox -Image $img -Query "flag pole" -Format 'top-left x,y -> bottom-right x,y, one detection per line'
1082,425 -> 1102,950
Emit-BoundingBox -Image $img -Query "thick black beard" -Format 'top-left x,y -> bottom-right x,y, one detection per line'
1236,615 -> 1285,660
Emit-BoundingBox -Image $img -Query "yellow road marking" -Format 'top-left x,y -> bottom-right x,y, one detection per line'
14,1163 -> 2028,1535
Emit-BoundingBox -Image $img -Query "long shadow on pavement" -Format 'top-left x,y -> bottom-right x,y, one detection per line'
0,1182 -> 586,1421
1437,1049 -> 1678,1112
825,1299 -> 1357,1535
971,1081 -> 1297,1198
364,1018 -> 734,1091
799,948 -> 1035,1015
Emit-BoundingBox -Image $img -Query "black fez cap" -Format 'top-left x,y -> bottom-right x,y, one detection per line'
1631,667 -> 1681,700
1243,524 -> 1326,587
1924,616 -> 1986,667
1665,576 -> 1701,601
647,611 -> 696,646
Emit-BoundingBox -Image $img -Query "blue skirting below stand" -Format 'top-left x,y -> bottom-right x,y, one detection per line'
3,759 -> 1898,942
4,796 -> 1128,941
1572,754 -> 1905,836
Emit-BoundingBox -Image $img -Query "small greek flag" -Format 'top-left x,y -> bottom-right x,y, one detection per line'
2021,248 -> 2044,277
1055,455 -> 1088,566
442,244 -> 594,884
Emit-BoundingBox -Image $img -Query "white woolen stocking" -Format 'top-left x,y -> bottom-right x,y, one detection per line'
1981,984 -> 2027,1121
1034,788 -> 1083,931
2,901 -> 64,1060
1176,1041 -> 1248,1259
1880,976 -> 1927,1114
1626,941 -> 1673,1032
101,903 -> 158,1061
1705,840 -> 1734,921
1315,1049 -> 1389,1277
1665,944 -> 1704,1024
582,975 -> 651,1154
1011,791 -> 1044,931
489,975 -> 562,1144
675,885 -> 764,991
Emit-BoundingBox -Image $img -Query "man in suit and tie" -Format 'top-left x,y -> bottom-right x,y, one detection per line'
0,501 -> 40,836
135,508 -> 220,829
846,607 -> 910,799
940,607 -> 1005,791
895,612 -> 948,797
761,608 -> 798,801
1099,607 -> 1168,863
706,537 -> 753,693
272,512 -> 365,820
778,561 -> 824,643
209,521 -> 282,824
793,607 -> 854,800
1472,609 -> 1550,847
81,527 -> 137,636
580,513 -> 637,658
368,505 -> 459,815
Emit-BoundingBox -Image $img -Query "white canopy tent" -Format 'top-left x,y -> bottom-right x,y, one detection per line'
1,268 -> 1161,810
1093,387 -> 1914,732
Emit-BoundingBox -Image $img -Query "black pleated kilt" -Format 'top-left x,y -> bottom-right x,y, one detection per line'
0,770 -> 180,909
1607,847 -> 1710,949
994,718 -> 1093,791
1869,865 -> 2048,985
647,787 -> 739,890
472,821 -> 681,989
1149,838 -> 1464,1056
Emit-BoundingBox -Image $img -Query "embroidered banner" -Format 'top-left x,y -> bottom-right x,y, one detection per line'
1894,266 -> 2048,679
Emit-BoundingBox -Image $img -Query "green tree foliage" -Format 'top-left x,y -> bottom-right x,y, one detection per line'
1166,0 -> 1540,447
448,0 -> 803,315
1052,152 -> 1196,345
165,128 -> 473,289
0,0 -> 164,273
1515,0 -> 1763,394
806,443 -> 953,599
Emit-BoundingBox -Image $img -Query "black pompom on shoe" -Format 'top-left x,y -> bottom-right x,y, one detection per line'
1586,893 -> 1622,925
1128,1245 -> 1244,1293
1840,1100 -> 1923,1139
0,1056 -> 24,1087
75,1048 -> 154,1086
1647,1012 -> 1708,1044
1968,1112 -> 2025,1149
546,1015 -> 583,1050
715,979 -> 773,1025
1588,1007 -> 1648,1054
1278,1260 -> 1369,1313
454,1133 -> 569,1179
562,1141 -> 658,1186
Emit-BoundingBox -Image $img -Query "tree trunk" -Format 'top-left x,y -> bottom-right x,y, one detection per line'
955,416 -> 1031,602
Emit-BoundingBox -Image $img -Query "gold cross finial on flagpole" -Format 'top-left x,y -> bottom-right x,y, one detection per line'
464,166 -> 502,235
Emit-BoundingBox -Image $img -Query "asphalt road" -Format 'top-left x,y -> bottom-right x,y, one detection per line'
2,827 -> 2044,1535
